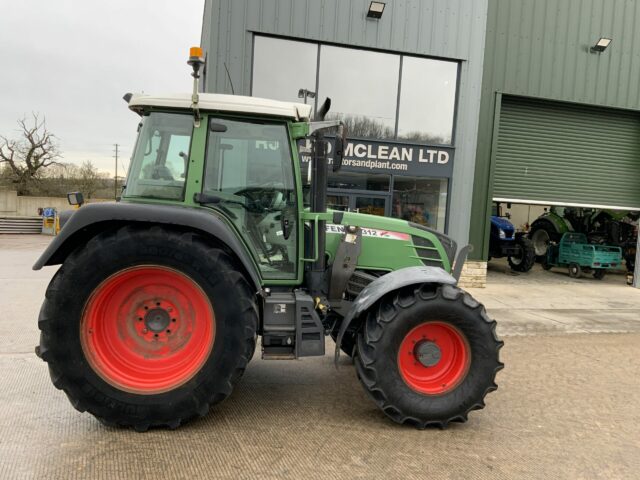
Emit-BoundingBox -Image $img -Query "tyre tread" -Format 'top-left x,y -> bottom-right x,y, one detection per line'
37,225 -> 258,430
354,284 -> 503,429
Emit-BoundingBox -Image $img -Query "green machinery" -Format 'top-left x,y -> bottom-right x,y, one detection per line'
32,48 -> 502,431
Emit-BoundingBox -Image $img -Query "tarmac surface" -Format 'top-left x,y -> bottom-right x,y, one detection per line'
1,234 -> 639,479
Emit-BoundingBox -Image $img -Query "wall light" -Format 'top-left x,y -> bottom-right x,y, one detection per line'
591,37 -> 612,53
367,1 -> 385,19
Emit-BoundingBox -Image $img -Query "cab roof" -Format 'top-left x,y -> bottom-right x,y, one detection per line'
127,93 -> 313,121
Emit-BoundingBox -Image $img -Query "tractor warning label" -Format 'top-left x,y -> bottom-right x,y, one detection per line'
326,224 -> 410,241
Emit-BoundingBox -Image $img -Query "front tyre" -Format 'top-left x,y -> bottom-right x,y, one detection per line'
37,226 -> 258,430
354,284 -> 503,428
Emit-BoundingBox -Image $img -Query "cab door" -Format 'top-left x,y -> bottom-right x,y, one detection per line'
202,117 -> 299,280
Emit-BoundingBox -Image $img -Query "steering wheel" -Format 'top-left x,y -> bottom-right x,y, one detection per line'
233,183 -> 282,214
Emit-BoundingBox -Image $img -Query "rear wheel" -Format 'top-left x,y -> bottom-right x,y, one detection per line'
593,269 -> 606,280
508,237 -> 535,272
568,263 -> 582,278
354,284 -> 503,428
37,226 -> 257,430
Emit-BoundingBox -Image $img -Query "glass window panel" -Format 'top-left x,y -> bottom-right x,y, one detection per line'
318,45 -> 399,139
397,56 -> 458,145
355,196 -> 387,216
328,172 -> 389,191
327,194 -> 349,212
203,118 -> 298,279
252,36 -> 318,112
125,112 -> 192,201
392,177 -> 448,232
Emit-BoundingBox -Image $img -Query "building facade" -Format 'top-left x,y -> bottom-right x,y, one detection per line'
201,0 -> 640,286
470,0 -> 640,263
200,0 -> 489,249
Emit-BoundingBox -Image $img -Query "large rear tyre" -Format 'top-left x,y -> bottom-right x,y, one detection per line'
354,284 -> 503,428
529,221 -> 559,260
508,237 -> 535,272
37,226 -> 258,431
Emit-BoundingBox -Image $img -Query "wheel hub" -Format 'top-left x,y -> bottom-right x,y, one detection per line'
415,341 -> 442,367
397,321 -> 470,395
80,265 -> 215,394
145,308 -> 171,333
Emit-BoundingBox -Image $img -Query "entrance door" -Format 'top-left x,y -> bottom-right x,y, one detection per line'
326,190 -> 390,216
353,195 -> 387,216
327,194 -> 349,211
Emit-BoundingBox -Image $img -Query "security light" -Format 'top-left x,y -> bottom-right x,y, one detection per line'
298,88 -> 316,104
591,37 -> 612,53
367,1 -> 385,19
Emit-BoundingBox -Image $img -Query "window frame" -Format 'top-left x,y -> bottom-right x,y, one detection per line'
250,33 -> 461,147
124,111 -> 194,202
201,113 -> 301,281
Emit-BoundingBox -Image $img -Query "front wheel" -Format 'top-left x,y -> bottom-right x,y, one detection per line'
37,226 -> 258,431
354,284 -> 503,428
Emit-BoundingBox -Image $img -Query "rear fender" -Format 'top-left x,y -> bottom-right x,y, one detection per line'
32,202 -> 262,291
333,266 -> 457,365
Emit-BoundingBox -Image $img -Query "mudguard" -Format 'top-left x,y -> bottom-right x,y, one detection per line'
32,202 -> 262,290
533,211 -> 571,234
334,266 -> 457,365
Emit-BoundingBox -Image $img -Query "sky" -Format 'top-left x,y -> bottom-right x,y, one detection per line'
0,0 -> 204,176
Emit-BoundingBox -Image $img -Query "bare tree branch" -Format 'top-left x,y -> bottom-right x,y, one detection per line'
0,114 -> 61,194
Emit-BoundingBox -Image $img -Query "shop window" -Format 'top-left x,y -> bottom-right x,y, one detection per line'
392,177 -> 448,232
252,36 -> 318,110
397,56 -> 458,145
328,172 -> 390,191
318,45 -> 399,139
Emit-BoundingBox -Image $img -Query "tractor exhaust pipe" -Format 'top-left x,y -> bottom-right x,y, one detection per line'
308,99 -> 331,296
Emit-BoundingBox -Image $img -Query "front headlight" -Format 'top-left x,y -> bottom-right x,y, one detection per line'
499,229 -> 506,239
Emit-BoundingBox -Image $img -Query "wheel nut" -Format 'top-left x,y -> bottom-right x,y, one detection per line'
142,328 -> 148,334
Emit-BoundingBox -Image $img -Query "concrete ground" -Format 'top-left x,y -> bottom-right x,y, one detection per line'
1,235 -> 639,480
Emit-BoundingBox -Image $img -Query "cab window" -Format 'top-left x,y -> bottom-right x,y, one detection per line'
125,112 -> 192,200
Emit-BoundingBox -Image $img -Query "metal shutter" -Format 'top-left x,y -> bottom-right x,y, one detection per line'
493,96 -> 640,210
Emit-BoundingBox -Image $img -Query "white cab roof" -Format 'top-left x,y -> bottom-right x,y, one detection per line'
128,93 -> 312,121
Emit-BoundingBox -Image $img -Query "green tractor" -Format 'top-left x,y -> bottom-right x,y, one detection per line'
33,48 -> 503,431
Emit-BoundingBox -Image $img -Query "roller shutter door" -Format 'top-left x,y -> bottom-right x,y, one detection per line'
493,96 -> 640,210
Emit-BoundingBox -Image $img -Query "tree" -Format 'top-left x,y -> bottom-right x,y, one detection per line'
76,161 -> 105,199
0,114 -> 60,194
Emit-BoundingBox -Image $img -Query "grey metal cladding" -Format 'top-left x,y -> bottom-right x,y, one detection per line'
201,0 -> 489,246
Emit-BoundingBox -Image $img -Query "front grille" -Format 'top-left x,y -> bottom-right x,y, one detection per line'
411,235 -> 444,268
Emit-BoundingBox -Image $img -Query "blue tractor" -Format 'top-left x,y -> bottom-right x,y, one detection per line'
489,203 -> 535,272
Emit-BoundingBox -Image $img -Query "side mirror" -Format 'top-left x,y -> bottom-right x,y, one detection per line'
67,191 -> 84,207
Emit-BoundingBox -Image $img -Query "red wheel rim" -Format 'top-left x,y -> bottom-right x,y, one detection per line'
80,266 -> 215,394
397,322 -> 470,395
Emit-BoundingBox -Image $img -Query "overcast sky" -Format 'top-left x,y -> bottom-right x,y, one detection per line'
0,0 -> 204,175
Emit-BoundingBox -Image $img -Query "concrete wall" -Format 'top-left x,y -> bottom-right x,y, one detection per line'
201,0 -> 489,247
0,189 -> 109,217
470,0 -> 640,259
